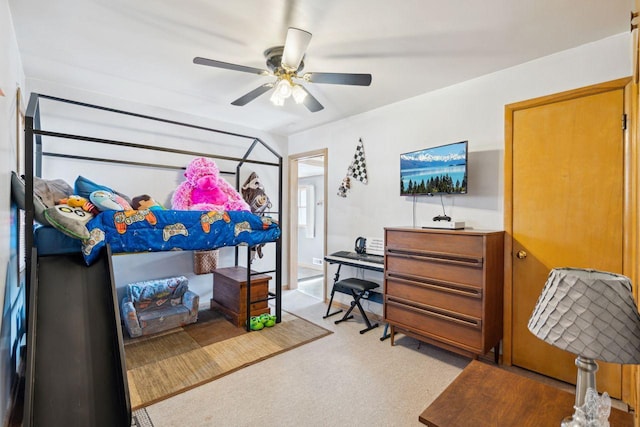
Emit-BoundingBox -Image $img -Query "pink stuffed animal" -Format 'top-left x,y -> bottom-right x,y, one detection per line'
172,157 -> 250,212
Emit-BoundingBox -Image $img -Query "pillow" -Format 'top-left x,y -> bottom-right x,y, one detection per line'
90,190 -> 132,211
11,172 -> 74,225
74,175 -> 132,206
43,204 -> 93,240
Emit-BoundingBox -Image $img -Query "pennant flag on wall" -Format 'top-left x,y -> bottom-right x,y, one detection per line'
337,138 -> 367,198
347,138 -> 368,184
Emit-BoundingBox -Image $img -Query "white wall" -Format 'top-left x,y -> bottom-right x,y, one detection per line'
0,0 -> 25,423
289,33 -> 632,314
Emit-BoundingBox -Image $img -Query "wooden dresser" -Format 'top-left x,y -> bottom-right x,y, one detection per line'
384,227 -> 504,359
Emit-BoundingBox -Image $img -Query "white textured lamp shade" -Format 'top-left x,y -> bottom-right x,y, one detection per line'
528,268 -> 640,364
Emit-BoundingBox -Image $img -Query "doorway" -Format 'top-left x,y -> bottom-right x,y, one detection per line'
288,149 -> 327,300
504,78 -> 632,400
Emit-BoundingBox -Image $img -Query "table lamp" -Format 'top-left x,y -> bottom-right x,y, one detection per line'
528,267 -> 640,427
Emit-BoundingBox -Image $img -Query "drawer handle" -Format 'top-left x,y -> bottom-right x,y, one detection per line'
387,297 -> 482,329
386,250 -> 483,268
387,274 -> 482,299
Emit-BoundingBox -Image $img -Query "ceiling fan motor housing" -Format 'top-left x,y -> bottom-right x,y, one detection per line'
264,46 -> 304,74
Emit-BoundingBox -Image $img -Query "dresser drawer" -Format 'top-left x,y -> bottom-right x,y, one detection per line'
386,229 -> 484,258
386,252 -> 484,287
385,273 -> 482,317
385,296 -> 482,350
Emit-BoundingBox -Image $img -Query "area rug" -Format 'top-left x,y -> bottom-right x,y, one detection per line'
131,408 -> 154,426
124,309 -> 332,409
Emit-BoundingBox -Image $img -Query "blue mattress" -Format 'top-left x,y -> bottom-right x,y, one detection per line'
34,225 -> 82,255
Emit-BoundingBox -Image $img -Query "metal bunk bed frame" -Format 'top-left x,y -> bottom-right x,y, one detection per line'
21,93 -> 284,426
24,93 -> 284,327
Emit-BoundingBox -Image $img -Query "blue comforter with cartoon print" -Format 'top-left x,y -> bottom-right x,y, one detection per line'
81,209 -> 280,265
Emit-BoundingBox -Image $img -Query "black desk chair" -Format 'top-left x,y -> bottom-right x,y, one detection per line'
324,277 -> 379,334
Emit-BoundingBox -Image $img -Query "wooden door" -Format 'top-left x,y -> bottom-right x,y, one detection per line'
506,81 -> 628,399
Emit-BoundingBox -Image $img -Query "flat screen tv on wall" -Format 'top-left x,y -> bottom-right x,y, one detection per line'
400,140 -> 468,196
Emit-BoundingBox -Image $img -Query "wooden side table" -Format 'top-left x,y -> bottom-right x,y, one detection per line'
419,360 -> 634,427
210,266 -> 271,327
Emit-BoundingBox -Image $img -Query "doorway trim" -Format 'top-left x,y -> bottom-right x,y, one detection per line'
288,149 -> 328,299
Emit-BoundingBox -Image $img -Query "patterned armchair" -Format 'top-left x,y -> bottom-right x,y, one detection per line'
121,276 -> 199,337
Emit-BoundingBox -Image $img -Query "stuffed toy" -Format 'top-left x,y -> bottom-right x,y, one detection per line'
241,172 -> 273,259
172,157 -> 250,212
132,194 -> 164,210
337,176 -> 351,198
241,172 -> 272,215
58,195 -> 99,215
90,190 -> 132,211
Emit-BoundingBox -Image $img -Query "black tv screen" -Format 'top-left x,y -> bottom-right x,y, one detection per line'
400,141 -> 468,196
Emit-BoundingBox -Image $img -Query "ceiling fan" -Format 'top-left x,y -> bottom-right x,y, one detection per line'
194,27 -> 372,113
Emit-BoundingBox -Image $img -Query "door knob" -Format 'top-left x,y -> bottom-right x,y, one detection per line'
516,250 -> 527,259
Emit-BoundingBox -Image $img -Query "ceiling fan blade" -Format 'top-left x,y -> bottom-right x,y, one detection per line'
194,57 -> 269,76
231,83 -> 274,106
281,28 -> 312,72
303,72 -> 372,86
301,87 -> 324,112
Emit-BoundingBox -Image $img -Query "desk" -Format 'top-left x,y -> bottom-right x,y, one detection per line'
419,360 -> 634,427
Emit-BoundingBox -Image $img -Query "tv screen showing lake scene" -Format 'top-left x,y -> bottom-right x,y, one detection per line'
400,141 -> 468,195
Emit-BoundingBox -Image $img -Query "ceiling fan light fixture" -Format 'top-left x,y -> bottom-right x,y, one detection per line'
292,84 -> 307,104
270,89 -> 285,106
274,78 -> 293,98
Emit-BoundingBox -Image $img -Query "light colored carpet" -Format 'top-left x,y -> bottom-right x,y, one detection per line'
125,308 -> 332,410
297,276 -> 323,300
143,290 -> 470,426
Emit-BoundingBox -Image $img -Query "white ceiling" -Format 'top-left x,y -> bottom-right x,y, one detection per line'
8,0 -> 632,137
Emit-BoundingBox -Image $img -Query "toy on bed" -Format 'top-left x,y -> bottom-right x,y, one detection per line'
90,190 -> 132,211
58,195 -> 100,215
241,172 -> 273,259
172,157 -> 250,212
171,157 -> 251,274
241,172 -> 272,215
132,194 -> 165,210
